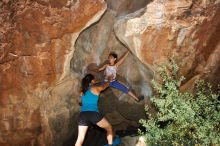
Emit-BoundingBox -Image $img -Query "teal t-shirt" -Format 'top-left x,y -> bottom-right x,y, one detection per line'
81,88 -> 99,112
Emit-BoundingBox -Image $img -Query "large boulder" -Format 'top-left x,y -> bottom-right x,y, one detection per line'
114,0 -> 220,89
1,0 -> 220,145
0,0 -> 106,145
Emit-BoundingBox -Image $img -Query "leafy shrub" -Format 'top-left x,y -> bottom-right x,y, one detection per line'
139,59 -> 220,146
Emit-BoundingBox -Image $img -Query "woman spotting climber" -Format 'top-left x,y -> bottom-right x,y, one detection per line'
92,50 -> 144,102
75,74 -> 116,146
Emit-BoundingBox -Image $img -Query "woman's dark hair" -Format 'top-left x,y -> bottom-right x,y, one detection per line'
81,74 -> 94,94
109,52 -> 118,60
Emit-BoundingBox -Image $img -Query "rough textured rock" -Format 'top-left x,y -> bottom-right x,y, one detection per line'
0,0 -> 106,145
1,0 -> 220,145
121,136 -> 146,146
71,7 -> 153,133
114,0 -> 220,89
106,0 -> 151,16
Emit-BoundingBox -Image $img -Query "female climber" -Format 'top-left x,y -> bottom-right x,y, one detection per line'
75,74 -> 114,146
92,50 -> 144,102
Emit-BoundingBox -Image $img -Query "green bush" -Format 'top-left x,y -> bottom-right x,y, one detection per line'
139,59 -> 220,146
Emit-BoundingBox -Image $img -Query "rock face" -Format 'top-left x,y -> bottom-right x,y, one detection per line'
106,0 -> 151,16
120,136 -> 146,146
0,0 -> 106,146
0,0 -> 220,146
71,0 -> 153,135
114,0 -> 220,89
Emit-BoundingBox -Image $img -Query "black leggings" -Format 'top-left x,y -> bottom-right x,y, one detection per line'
78,111 -> 103,126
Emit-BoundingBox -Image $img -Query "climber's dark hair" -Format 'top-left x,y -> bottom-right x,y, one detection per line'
81,74 -> 95,94
109,52 -> 118,60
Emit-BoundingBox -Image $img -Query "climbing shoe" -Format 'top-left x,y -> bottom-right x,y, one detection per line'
104,135 -> 121,146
